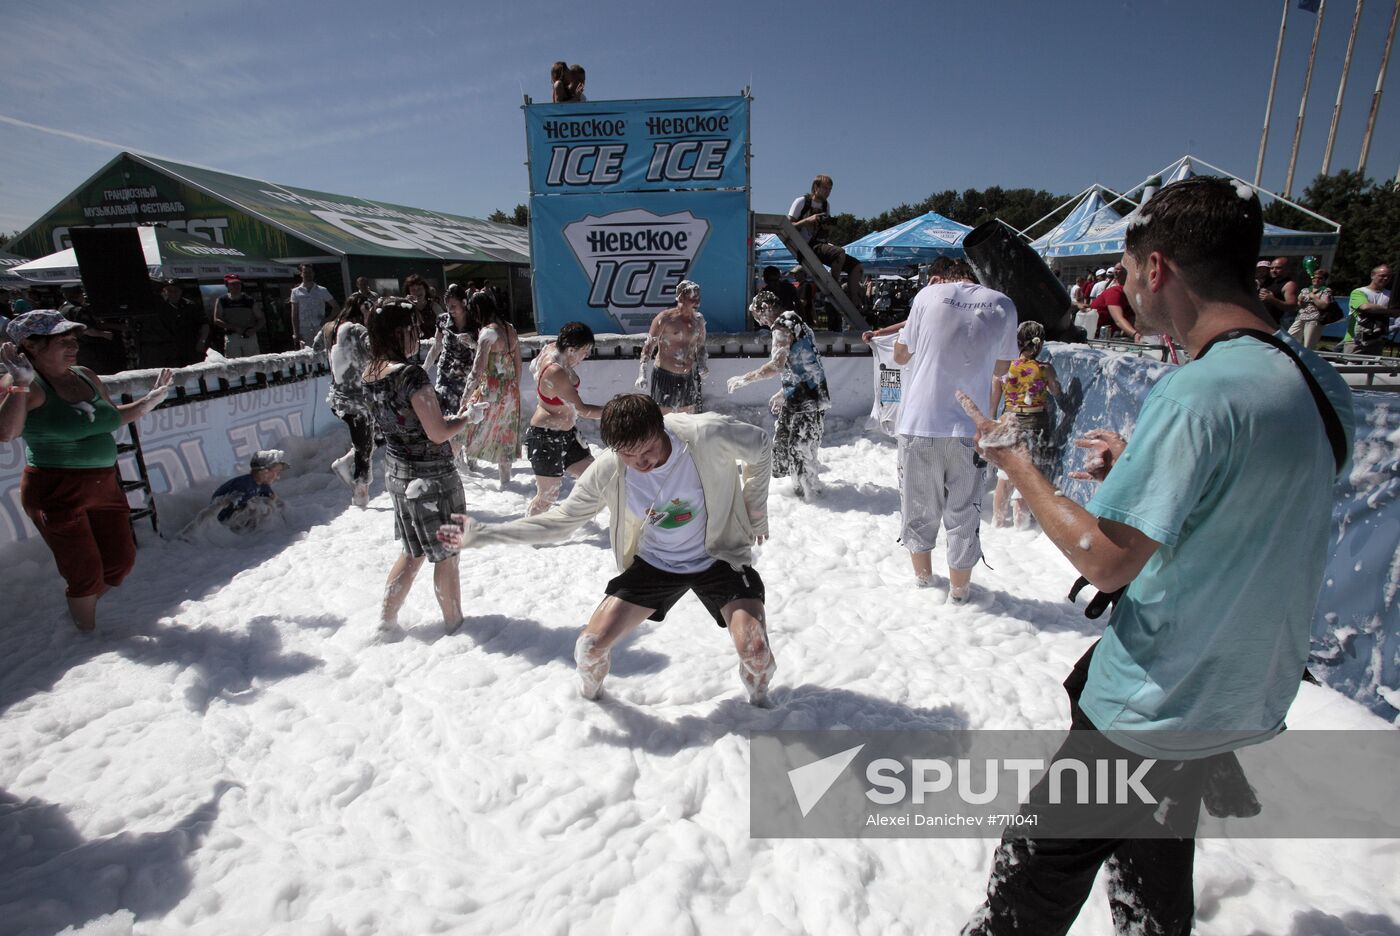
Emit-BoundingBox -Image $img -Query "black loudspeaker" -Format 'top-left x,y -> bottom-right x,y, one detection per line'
962,220 -> 1080,342
70,227 -> 155,317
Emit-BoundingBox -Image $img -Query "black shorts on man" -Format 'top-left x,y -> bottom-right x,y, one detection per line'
605,557 -> 764,628
525,426 -> 592,477
649,368 -> 703,410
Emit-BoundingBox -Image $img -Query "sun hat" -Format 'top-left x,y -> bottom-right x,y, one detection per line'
6,310 -> 86,344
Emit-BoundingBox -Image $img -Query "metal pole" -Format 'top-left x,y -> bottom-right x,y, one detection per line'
1256,0 -> 1291,186
1323,0 -> 1366,174
1286,0 -> 1328,196
1359,0 -> 1400,174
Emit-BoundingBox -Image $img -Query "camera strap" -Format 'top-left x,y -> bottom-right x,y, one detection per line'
1196,328 -> 1347,476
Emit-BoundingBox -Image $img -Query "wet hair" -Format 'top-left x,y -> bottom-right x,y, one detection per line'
555,321 -> 595,353
1124,176 -> 1262,300
1016,321 -> 1046,358
949,259 -> 978,282
749,290 -> 779,318
811,174 -> 832,194
600,393 -> 665,451
675,280 -> 701,302
367,297 -> 417,364
466,289 -> 510,333
928,257 -> 957,280
328,297 -> 370,348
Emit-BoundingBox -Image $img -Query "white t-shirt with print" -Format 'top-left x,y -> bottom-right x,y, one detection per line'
290,283 -> 334,341
894,281 -> 1019,439
625,429 -> 711,574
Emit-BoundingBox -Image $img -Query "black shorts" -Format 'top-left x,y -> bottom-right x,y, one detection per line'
650,367 -> 703,410
525,426 -> 592,477
605,557 -> 764,628
811,241 -> 859,273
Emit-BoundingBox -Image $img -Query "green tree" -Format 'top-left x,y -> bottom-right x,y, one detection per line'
1264,171 -> 1400,291
488,204 -> 529,227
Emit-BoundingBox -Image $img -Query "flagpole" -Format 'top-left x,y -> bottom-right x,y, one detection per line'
1256,0 -> 1292,186
1323,0 -> 1366,174
1358,0 -> 1400,174
1287,0 -> 1328,196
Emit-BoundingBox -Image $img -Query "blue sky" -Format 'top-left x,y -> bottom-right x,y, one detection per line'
2,0 -> 1397,241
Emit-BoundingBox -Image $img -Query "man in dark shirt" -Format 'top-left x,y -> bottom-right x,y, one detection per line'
761,266 -> 799,314
60,285 -> 128,374
144,280 -> 208,366
1258,256 -> 1300,330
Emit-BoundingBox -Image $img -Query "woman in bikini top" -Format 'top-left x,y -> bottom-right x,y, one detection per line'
530,323 -> 602,431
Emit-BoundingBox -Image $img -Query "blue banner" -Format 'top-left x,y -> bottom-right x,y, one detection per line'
529,190 -> 751,335
525,96 -> 749,195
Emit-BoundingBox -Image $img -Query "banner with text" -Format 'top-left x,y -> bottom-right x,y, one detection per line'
525,96 -> 748,195
0,377 -> 338,545
528,190 -> 750,334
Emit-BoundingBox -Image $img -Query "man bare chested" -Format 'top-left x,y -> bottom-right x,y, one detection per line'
635,279 -> 709,414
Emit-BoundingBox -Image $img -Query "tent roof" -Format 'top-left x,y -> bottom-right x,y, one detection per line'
1042,156 -> 1340,259
1030,189 -> 1123,255
12,152 -> 531,266
10,226 -> 299,283
844,210 -> 971,264
133,154 -> 530,264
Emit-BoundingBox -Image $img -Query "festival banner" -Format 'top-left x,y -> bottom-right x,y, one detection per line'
525,96 -> 749,195
528,190 -> 750,334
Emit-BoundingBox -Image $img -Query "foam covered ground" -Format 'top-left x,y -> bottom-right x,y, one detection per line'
1,423 -> 1396,936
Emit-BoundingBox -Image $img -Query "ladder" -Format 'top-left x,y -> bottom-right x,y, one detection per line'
115,394 -> 159,535
752,213 -> 870,331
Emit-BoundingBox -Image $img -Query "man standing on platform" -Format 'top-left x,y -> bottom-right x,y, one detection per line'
636,279 -> 708,414
289,264 -> 338,348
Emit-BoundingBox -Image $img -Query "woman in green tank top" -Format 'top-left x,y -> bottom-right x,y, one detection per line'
1,311 -> 173,632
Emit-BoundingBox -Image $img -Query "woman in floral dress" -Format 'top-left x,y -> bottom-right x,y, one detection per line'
457,290 -> 522,489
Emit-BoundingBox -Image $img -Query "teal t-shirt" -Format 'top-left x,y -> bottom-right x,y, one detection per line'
1082,332 -> 1354,759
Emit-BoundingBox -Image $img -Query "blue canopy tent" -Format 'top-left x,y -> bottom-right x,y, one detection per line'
1042,156 -> 1341,266
1029,188 -> 1124,258
753,232 -> 796,270
843,211 -> 971,269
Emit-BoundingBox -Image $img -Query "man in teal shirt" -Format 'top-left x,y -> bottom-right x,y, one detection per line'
960,177 -> 1355,936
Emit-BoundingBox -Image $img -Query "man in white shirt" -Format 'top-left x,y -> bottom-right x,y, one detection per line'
893,258 -> 1018,601
1088,268 -> 1110,300
440,394 -> 775,704
288,264 -> 338,347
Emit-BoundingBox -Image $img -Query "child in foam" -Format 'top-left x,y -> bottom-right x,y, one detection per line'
210,450 -> 289,532
991,321 -> 1061,528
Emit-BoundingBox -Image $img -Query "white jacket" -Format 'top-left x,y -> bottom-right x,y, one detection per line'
473,413 -> 770,571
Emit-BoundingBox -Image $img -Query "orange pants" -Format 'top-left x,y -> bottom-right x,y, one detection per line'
21,466 -> 136,598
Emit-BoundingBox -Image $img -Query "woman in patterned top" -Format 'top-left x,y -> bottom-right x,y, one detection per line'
362,298 -> 485,638
1288,268 -> 1333,351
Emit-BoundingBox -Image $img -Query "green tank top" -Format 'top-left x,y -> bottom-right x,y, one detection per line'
25,369 -> 122,469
